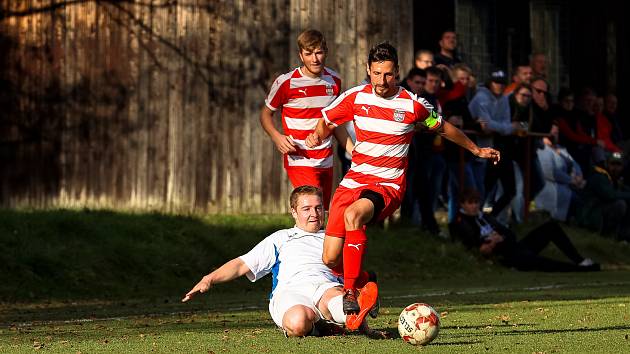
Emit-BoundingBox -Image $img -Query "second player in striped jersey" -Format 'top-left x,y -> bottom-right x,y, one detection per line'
260,29 -> 353,207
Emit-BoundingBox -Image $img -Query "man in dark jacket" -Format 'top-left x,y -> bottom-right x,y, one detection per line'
449,188 -> 600,272
578,151 -> 630,241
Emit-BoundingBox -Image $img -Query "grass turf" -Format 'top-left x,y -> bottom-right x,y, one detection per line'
1,209 -> 630,353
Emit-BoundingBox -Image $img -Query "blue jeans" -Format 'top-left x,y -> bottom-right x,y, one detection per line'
468,158 -> 487,198
412,152 -> 446,232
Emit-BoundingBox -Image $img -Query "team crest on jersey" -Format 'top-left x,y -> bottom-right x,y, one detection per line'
326,84 -> 334,96
393,109 -> 406,122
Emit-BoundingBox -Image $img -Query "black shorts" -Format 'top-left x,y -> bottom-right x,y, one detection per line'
359,189 -> 385,224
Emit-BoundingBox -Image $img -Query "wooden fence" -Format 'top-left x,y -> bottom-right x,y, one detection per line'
0,0 -> 413,214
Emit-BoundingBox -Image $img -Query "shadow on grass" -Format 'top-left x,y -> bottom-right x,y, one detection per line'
2,209 -> 630,326
0,209 -> 293,303
493,324 -> 630,336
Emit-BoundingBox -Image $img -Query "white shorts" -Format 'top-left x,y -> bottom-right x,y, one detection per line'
268,281 -> 343,328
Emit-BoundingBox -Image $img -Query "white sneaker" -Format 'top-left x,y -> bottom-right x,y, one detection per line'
578,258 -> 594,267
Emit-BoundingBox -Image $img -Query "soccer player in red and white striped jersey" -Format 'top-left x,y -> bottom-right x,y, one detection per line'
260,29 -> 353,207
306,42 -> 500,330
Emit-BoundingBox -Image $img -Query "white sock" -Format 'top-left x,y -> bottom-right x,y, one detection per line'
327,295 -> 346,324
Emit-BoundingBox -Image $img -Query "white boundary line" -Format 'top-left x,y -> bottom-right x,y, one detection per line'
7,281 -> 630,327
383,280 -> 630,299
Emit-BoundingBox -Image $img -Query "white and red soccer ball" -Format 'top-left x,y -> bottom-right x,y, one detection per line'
398,303 -> 440,345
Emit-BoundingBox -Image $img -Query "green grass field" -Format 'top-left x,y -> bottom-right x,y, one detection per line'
1,209 -> 630,353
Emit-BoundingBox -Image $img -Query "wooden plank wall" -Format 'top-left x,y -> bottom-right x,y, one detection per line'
0,0 -> 413,214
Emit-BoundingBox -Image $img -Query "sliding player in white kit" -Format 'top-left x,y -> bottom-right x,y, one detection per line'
182,186 -> 382,337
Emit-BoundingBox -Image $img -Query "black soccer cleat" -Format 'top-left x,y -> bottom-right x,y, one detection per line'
343,289 -> 360,314
312,319 -> 345,336
367,271 -> 380,318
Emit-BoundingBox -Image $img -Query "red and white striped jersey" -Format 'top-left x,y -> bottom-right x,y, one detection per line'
265,67 -> 342,169
322,84 -> 442,197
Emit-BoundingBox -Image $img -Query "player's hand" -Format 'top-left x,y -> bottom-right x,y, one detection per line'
273,134 -> 297,154
182,275 -> 212,303
475,147 -> 500,165
305,132 -> 322,148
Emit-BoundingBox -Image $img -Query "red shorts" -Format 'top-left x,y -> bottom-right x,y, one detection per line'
286,166 -> 333,208
325,184 -> 402,238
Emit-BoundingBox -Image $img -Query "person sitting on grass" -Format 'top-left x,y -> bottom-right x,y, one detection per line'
449,188 -> 600,272
182,185 -> 383,338
577,150 -> 630,242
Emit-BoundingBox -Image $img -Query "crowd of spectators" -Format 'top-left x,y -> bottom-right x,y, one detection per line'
340,30 -> 629,269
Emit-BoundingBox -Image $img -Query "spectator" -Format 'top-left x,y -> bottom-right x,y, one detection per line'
595,95 -> 622,153
401,67 -> 426,96
509,84 -> 532,126
468,68 -> 516,218
511,79 -> 547,206
410,66 -> 448,235
603,93 -> 625,145
504,65 -> 533,96
434,30 -> 461,68
438,64 -> 470,105
449,188 -> 600,272
554,87 -> 603,177
530,77 -> 553,134
574,87 -> 604,174
506,84 -> 533,222
530,53 -> 547,79
442,63 -> 480,222
535,124 -> 584,222
578,151 -> 630,242
414,49 -> 434,70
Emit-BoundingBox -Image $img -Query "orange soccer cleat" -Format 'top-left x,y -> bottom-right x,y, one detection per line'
345,281 -> 379,331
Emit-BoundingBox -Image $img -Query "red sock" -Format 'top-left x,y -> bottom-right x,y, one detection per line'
343,229 -> 367,290
355,271 -> 370,289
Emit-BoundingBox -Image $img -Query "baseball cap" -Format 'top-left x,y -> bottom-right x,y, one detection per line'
489,69 -> 507,84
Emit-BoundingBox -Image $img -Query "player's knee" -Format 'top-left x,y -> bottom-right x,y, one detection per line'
343,207 -> 363,229
283,314 -> 312,337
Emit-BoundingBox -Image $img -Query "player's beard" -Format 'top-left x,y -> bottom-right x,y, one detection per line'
304,62 -> 323,77
374,84 -> 396,98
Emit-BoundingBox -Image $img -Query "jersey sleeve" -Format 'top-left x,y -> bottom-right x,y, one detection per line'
238,231 -> 283,282
415,96 -> 443,131
321,89 -> 356,127
264,75 -> 290,111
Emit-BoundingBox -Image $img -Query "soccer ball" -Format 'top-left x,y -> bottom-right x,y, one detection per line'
397,303 -> 440,345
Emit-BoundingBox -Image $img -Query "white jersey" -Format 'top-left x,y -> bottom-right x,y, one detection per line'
239,227 -> 342,299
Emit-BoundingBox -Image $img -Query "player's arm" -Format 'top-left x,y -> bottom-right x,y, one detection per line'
260,105 -> 297,154
305,118 -> 335,148
182,258 -> 252,302
437,120 -> 501,164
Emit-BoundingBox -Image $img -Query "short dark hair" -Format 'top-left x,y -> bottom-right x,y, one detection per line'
289,185 -> 323,210
368,42 -> 398,69
531,76 -> 548,87
458,187 -> 481,205
441,29 -> 456,38
406,67 -> 426,80
557,87 -> 573,102
425,66 -> 444,79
